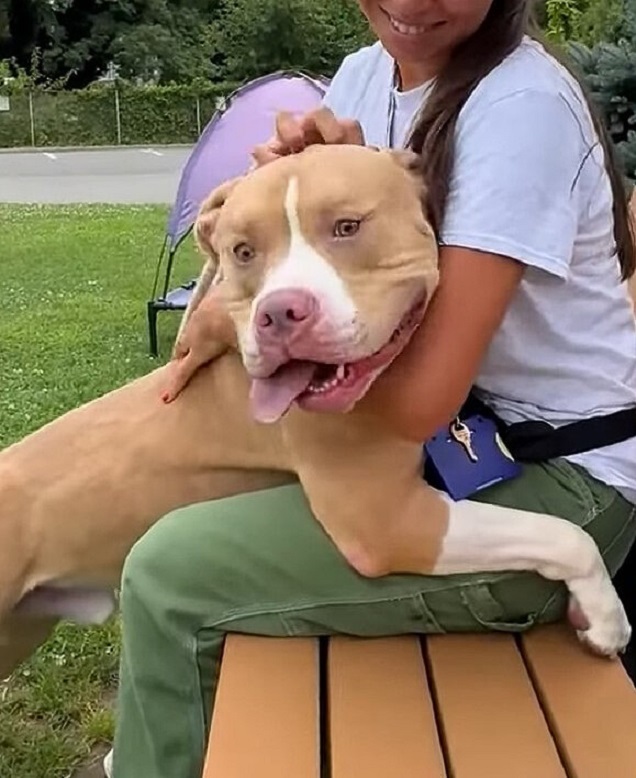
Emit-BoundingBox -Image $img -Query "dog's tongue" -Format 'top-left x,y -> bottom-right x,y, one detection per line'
249,361 -> 316,423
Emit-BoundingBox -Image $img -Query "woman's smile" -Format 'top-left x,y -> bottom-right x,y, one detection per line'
380,5 -> 447,37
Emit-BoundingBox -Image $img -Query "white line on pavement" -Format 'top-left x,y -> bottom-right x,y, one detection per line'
43,152 -> 57,160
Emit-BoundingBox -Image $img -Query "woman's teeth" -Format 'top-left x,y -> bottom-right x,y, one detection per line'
388,15 -> 429,35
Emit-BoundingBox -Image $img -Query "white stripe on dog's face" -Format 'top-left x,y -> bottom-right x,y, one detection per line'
257,177 -> 358,321
242,176 -> 361,367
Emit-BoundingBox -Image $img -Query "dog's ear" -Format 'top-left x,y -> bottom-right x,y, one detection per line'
177,176 -> 242,351
194,176 -> 242,258
384,148 -> 422,175
383,149 -> 436,238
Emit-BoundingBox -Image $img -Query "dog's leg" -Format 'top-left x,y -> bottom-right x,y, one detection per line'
173,258 -> 221,355
427,496 -> 630,657
0,612 -> 60,679
333,483 -> 628,657
290,416 -> 630,658
161,281 -> 238,403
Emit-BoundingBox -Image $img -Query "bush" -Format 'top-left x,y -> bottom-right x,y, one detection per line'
538,1 -> 636,184
115,82 -> 235,145
569,38 -> 636,182
0,81 -> 239,148
542,0 -> 625,46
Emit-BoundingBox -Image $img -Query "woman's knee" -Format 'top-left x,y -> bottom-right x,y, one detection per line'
120,505 -> 217,607
119,497 -> 269,621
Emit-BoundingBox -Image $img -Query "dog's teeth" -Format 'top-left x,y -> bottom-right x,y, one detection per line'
336,365 -> 346,381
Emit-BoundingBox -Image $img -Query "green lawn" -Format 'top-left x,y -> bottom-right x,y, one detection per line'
0,204 -> 200,777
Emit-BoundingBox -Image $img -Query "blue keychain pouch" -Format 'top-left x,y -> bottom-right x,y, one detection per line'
423,415 -> 523,501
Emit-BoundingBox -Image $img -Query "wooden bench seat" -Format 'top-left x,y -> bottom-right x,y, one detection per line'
203,624 -> 636,778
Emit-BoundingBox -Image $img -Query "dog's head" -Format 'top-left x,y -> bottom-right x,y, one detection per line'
195,144 -> 439,423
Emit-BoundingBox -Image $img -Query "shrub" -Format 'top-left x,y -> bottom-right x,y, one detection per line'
569,35 -> 636,182
0,82 -> 239,148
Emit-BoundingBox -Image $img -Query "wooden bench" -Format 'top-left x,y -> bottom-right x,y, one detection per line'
203,624 -> 636,778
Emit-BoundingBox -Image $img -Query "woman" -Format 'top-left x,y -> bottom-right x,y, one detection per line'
107,1 -> 636,776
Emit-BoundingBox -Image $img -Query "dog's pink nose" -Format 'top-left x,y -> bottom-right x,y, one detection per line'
255,289 -> 318,336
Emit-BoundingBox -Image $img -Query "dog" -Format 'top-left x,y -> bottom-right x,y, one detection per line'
0,144 -> 629,679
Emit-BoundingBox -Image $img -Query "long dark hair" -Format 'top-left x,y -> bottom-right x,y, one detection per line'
408,0 -> 635,280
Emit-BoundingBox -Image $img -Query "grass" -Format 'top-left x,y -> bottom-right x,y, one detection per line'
0,204 -> 201,777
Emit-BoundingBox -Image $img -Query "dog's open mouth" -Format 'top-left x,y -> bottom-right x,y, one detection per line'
250,297 -> 425,423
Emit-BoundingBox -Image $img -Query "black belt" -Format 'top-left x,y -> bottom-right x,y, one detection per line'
460,390 -> 636,463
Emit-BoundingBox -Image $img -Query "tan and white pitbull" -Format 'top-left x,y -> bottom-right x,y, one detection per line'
0,144 -> 629,680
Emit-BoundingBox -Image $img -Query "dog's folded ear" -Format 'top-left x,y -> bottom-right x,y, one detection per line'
194,176 -> 242,258
174,176 -> 243,351
383,149 -> 436,238
385,148 -> 422,174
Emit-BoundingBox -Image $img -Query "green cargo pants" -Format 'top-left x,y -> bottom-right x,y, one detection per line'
111,459 -> 636,778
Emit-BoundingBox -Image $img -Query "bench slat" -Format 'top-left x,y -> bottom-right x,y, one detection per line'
328,636 -> 446,778
203,635 -> 320,778
522,624 -> 636,778
426,633 -> 567,778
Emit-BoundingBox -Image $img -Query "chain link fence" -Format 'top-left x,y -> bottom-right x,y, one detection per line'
0,83 -> 238,149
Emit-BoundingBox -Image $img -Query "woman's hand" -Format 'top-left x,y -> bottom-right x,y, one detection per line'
251,107 -> 365,167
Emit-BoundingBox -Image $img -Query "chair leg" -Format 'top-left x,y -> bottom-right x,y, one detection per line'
147,302 -> 159,357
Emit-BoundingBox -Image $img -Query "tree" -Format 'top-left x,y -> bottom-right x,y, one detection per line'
111,1 -> 220,84
567,3 -> 636,182
0,0 -> 223,88
210,0 -> 372,83
541,0 -> 625,46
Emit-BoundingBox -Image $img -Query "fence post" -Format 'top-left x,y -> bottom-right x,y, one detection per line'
196,95 -> 202,137
29,91 -> 36,147
114,87 -> 122,144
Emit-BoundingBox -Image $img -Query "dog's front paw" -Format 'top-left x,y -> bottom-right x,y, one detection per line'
569,580 -> 632,658
161,352 -> 198,404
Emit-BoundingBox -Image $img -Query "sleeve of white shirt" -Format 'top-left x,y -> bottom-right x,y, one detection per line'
440,88 -> 590,279
321,53 -> 358,117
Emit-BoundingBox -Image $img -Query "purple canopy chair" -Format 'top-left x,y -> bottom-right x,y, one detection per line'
147,70 -> 329,356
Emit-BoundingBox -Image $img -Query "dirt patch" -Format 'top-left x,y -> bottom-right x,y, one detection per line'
72,747 -> 110,778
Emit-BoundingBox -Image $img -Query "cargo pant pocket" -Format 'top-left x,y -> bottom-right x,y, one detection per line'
421,577 -> 558,634
459,581 -> 543,633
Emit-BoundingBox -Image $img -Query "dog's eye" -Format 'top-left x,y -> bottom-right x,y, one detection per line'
233,242 -> 255,264
333,219 -> 361,238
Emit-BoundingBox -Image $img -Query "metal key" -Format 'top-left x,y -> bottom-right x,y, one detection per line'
450,419 -> 479,462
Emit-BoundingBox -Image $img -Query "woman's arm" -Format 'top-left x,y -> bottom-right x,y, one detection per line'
366,88 -> 590,441
364,245 -> 525,441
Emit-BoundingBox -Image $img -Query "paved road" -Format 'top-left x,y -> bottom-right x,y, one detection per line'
0,146 -> 193,204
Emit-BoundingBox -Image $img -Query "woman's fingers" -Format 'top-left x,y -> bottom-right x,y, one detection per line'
251,108 -> 365,170
275,110 -> 309,152
339,118 -> 365,145
302,108 -> 365,146
251,112 -> 306,167
251,138 -> 287,167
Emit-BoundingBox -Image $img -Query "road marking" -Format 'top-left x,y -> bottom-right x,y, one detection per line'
141,148 -> 163,157
43,152 -> 57,160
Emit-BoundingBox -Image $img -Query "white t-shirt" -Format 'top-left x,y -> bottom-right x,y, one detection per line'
323,36 -> 636,503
